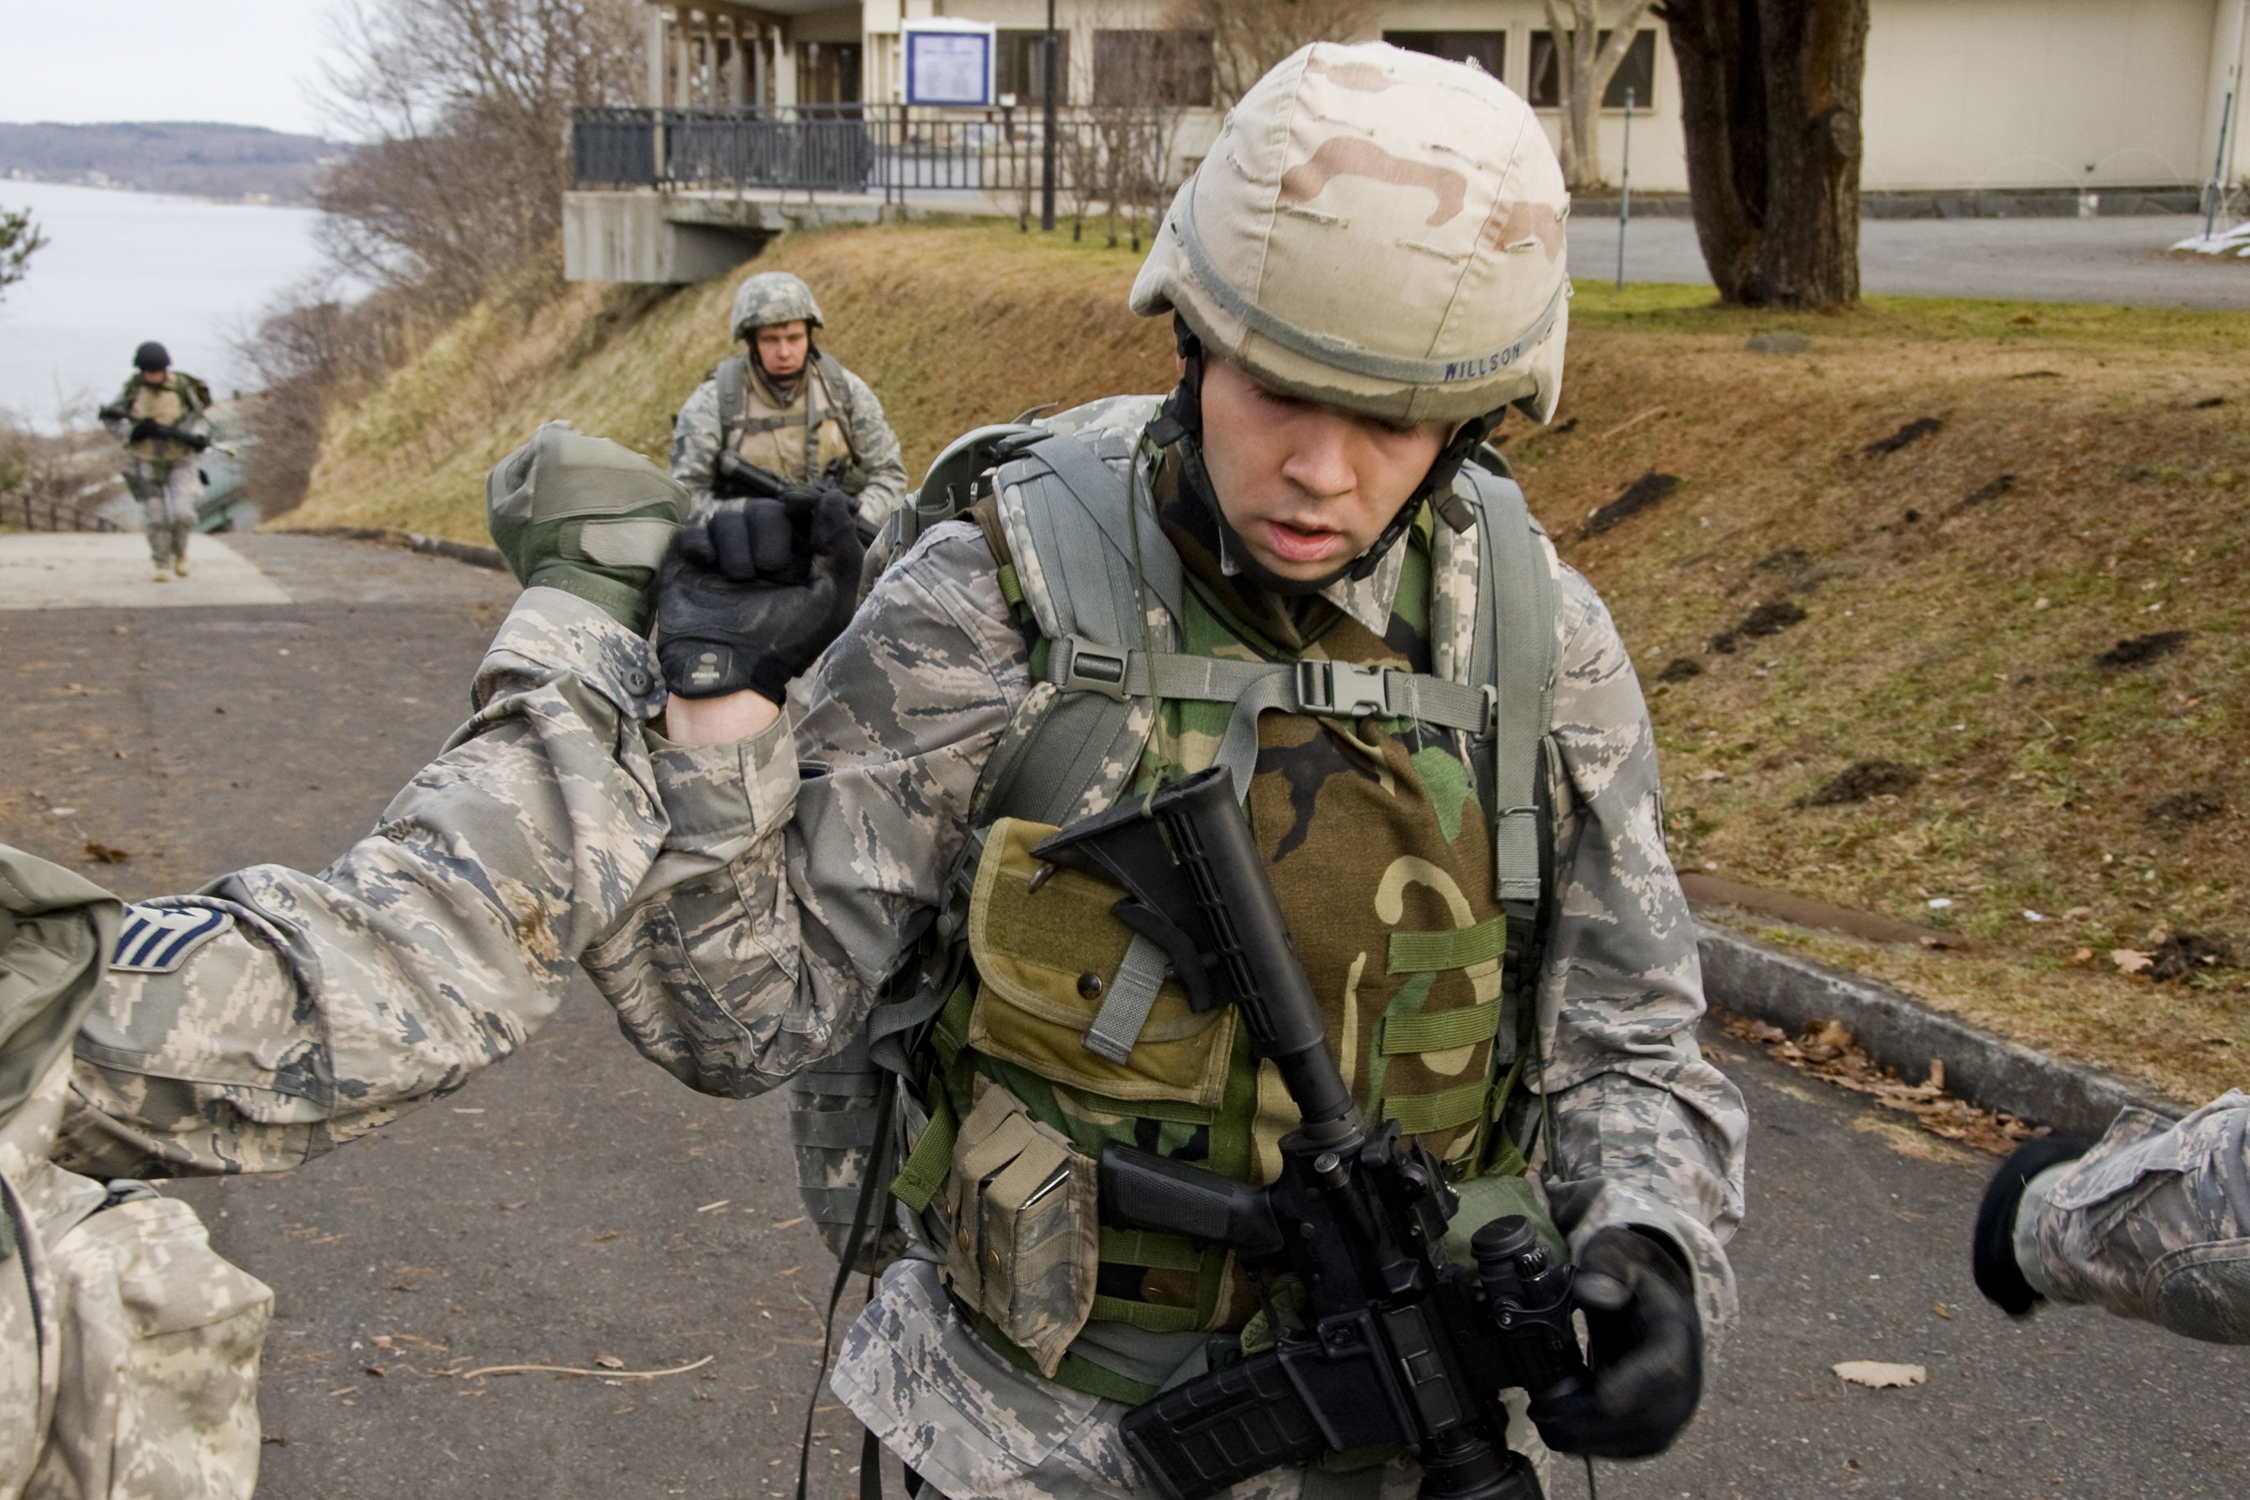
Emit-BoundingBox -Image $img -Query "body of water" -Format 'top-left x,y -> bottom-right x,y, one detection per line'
0,180 -> 334,428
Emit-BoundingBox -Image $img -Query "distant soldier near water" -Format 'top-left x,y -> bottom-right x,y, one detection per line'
99,340 -> 211,581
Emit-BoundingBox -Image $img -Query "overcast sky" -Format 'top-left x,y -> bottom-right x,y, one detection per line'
0,0 -> 347,137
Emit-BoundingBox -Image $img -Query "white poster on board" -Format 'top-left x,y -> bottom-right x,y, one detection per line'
905,25 -> 993,106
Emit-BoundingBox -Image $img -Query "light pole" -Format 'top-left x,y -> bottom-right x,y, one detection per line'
1041,0 -> 1058,231
1615,87 -> 1634,292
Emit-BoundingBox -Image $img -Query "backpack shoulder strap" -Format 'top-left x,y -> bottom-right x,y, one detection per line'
978,427 -> 1175,827
1457,461 -> 1560,948
713,355 -> 747,441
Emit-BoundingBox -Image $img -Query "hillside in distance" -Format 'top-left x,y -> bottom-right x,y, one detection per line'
0,121 -> 340,203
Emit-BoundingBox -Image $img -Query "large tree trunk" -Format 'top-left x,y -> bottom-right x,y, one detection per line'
1659,0 -> 1868,308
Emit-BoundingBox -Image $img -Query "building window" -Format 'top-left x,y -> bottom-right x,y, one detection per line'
1383,31 -> 1505,80
799,40 -> 863,105
1529,29 -> 1656,109
997,29 -> 1070,105
1093,30 -> 1214,108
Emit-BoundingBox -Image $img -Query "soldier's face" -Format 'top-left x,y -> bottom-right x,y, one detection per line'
1195,355 -> 1450,583
140,368 -> 167,386
754,321 -> 810,379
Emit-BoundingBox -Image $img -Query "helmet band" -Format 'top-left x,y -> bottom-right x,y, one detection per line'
1173,190 -> 1568,390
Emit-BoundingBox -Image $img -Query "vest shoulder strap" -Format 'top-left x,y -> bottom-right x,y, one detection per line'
1459,461 -> 1559,918
713,355 -> 747,440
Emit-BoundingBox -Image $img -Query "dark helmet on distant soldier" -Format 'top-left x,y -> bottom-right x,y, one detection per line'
133,341 -> 171,373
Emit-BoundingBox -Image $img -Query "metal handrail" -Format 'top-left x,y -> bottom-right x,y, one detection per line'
0,491 -> 124,533
570,103 -> 1192,213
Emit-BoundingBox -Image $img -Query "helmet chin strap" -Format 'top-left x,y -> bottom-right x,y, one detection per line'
1149,318 -> 1495,598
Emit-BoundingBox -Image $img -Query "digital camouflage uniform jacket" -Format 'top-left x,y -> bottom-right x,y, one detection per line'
590,408 -> 1749,1493
669,356 -> 907,527
53,418 -> 1746,1500
2017,1089 -> 2250,1342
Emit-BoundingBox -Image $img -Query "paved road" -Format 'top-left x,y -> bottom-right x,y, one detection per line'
2,533 -> 2240,1500
1569,212 -> 2250,309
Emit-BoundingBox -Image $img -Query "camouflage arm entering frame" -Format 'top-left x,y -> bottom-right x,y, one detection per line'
1529,565 -> 1749,1350
669,376 -> 726,519
55,589 -> 677,1178
2016,1090 -> 2250,1342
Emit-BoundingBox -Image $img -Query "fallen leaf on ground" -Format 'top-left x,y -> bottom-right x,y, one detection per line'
594,1355 -> 624,1370
1834,1361 -> 1927,1388
2111,949 -> 2154,975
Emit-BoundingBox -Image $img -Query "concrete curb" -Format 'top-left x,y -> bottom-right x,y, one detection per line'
1696,925 -> 2186,1140
281,526 -> 510,573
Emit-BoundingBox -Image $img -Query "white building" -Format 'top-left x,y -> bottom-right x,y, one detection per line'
640,0 -> 2250,198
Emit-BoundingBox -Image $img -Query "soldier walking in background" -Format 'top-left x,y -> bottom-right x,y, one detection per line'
669,271 -> 906,527
98,340 -> 211,581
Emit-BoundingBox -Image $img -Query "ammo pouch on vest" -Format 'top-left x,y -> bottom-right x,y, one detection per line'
939,1088 -> 1098,1378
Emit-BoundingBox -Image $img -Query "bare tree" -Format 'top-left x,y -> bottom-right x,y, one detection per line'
1657,0 -> 1869,308
315,0 -> 642,310
1161,0 -> 1383,107
1539,0 -> 1659,191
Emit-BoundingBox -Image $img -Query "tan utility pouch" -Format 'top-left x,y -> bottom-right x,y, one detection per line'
940,1087 -> 1098,1378
28,1180 -> 272,1500
965,817 -> 1235,1108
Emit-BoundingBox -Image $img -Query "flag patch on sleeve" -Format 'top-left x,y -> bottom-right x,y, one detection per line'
111,905 -> 234,974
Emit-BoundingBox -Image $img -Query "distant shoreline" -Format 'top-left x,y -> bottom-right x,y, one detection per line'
1,120 -> 339,210
2,173 -> 316,209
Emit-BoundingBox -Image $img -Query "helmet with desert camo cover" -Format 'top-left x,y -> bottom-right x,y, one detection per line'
730,271 -> 825,341
1130,40 -> 1570,426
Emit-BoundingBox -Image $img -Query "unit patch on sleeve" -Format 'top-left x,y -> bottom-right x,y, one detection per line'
111,904 -> 235,974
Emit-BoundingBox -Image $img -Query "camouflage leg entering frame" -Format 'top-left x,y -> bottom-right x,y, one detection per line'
2016,1090 -> 2250,1342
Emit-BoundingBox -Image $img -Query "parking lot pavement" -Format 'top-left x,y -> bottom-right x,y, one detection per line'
1571,211 -> 2250,309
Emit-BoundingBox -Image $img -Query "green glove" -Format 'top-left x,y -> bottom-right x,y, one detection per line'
487,421 -> 687,634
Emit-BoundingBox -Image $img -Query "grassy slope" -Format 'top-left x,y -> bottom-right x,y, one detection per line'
289,227 -> 2250,1105
291,224 -> 1172,537
1539,285 -> 2250,1106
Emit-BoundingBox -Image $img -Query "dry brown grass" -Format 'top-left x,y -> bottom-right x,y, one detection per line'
288,222 -> 1171,538
1524,287 -> 2250,1107
288,226 -> 2250,1106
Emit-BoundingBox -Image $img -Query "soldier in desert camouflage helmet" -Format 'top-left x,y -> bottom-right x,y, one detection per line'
39,41 -> 1745,1500
623,39 -> 1745,1499
1974,1091 -> 2250,1343
670,270 -> 907,526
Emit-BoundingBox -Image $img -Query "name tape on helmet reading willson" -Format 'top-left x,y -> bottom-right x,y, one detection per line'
111,904 -> 233,974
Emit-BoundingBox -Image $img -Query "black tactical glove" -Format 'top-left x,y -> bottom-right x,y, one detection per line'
180,429 -> 211,452
656,484 -> 865,703
1972,1135 -> 2089,1316
128,418 -> 162,445
1529,1227 -> 1704,1460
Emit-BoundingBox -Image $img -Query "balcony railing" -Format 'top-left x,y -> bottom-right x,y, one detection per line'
571,104 -> 1196,210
